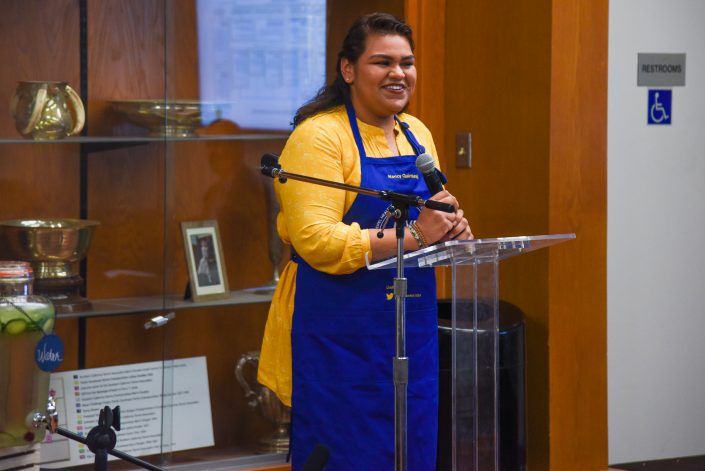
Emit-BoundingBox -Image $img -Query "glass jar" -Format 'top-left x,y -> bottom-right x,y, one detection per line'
0,261 -> 55,448
0,261 -> 34,296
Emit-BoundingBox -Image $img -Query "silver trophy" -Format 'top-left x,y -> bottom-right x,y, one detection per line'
235,351 -> 290,453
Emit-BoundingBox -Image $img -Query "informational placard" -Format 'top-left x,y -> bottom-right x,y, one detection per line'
40,357 -> 214,468
637,53 -> 686,86
197,0 -> 327,130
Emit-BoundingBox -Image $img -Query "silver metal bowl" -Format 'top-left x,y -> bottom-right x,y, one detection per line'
0,219 -> 99,279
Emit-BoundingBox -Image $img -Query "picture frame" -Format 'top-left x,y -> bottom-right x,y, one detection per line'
181,220 -> 230,301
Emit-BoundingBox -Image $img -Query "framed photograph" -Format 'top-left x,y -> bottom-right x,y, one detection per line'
181,220 -> 230,301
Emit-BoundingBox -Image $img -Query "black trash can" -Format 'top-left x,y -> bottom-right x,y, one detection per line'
437,299 -> 527,471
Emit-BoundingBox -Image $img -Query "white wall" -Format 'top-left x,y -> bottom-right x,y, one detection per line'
608,0 -> 705,464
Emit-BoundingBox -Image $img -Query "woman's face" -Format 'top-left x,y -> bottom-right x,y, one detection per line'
341,33 -> 416,126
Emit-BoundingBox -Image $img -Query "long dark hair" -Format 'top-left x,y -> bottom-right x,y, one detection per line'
292,12 -> 414,127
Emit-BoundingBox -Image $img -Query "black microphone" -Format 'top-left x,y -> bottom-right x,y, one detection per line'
302,443 -> 330,471
415,152 -> 445,195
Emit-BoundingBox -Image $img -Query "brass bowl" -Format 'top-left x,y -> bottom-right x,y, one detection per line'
0,219 -> 99,279
110,99 -> 210,137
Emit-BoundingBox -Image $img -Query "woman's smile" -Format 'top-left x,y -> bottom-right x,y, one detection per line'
382,82 -> 407,93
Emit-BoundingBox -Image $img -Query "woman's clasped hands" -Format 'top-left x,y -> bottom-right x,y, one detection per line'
414,190 -> 473,245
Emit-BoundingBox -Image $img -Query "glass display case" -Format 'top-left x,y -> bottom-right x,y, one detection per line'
0,0 -> 336,468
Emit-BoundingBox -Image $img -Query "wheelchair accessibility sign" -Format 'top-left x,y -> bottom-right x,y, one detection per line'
648,89 -> 672,125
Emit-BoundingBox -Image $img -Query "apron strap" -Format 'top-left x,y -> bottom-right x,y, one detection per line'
345,101 -> 368,159
395,116 -> 426,156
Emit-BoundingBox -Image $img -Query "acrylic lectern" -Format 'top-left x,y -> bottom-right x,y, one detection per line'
368,234 -> 575,471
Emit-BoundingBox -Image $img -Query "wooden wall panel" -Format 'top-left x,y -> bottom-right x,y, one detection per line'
0,145 -> 80,221
86,0 -> 167,298
87,0 -> 167,136
404,0 -> 445,158
444,1 -> 552,468
53,317 -> 79,372
0,0 -> 80,137
0,0 -> 81,220
166,0 -> 200,100
86,146 -> 166,297
549,0 -> 609,469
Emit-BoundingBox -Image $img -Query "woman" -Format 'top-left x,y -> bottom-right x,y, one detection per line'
257,12 -> 472,470
196,236 -> 219,286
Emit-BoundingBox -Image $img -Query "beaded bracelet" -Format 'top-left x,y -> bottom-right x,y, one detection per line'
408,222 -> 428,249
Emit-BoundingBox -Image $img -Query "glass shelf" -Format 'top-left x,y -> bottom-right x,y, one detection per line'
92,450 -> 287,471
57,288 -> 274,319
164,452 -> 287,471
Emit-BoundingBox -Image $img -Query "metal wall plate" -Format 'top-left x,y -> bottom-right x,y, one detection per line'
456,132 -> 472,168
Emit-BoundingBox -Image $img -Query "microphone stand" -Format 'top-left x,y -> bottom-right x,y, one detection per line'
34,398 -> 166,471
260,154 -> 454,471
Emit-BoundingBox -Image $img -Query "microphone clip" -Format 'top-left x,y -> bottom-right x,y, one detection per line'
376,206 -> 403,238
260,153 -> 287,182
435,168 -> 449,186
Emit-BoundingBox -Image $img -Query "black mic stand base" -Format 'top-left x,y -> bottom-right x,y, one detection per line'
34,400 -> 166,471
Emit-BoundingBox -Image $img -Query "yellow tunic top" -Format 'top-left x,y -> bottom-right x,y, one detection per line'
257,105 -> 439,406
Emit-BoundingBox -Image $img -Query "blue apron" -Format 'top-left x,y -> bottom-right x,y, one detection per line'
290,103 -> 438,470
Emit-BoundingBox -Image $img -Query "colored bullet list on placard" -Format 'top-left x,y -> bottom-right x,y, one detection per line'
73,375 -> 87,459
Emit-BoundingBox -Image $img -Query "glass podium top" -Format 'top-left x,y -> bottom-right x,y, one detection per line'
366,233 -> 576,270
